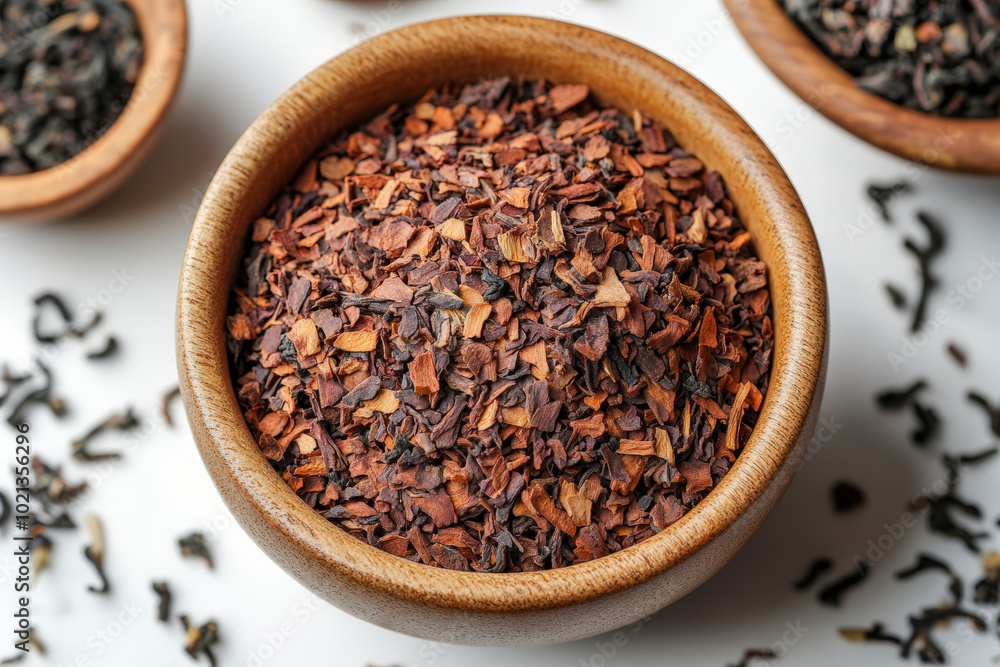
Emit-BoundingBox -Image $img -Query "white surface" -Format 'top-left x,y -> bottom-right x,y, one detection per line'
1,1 -> 999,665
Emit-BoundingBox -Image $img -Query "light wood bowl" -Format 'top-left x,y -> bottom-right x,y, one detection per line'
724,0 -> 1000,173
177,15 -> 828,646
0,0 -> 187,221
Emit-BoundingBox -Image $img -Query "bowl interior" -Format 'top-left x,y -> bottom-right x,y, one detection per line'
0,0 -> 187,219
724,0 -> 1000,173
178,15 -> 827,613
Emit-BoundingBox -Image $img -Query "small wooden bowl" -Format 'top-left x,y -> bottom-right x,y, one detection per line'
724,0 -> 1000,173
0,0 -> 187,221
177,15 -> 828,646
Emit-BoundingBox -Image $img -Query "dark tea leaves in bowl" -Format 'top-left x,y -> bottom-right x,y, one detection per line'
779,0 -> 1000,118
0,0 -> 144,174
226,78 -> 774,572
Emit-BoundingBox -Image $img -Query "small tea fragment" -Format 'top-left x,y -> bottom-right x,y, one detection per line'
71,408 -> 139,462
831,481 -> 866,513
333,330 -> 378,352
793,557 -> 833,590
876,380 -> 927,410
178,533 -> 213,569
727,649 -> 778,667
83,514 -> 110,594
838,623 -> 903,646
162,386 -> 181,428
818,561 -> 871,606
85,336 -> 119,360
153,581 -> 173,622
181,616 -> 220,667
967,391 -> 1000,438
946,343 -> 967,368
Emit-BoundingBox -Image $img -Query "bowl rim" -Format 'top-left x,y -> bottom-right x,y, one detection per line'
724,0 -> 1000,174
0,0 -> 188,218
177,14 -> 827,613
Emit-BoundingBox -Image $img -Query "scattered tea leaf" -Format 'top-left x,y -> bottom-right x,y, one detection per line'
819,561 -> 871,606
71,408 -> 139,462
180,616 -> 219,667
153,581 -> 173,622
793,557 -> 833,590
85,336 -> 119,360
178,533 -> 213,569
83,514 -> 110,594
831,481 -> 866,514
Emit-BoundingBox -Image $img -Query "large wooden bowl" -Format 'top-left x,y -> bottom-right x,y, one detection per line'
0,0 -> 187,221
724,0 -> 1000,173
176,15 -> 828,646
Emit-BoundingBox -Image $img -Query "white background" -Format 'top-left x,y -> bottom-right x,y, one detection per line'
1,1 -> 999,665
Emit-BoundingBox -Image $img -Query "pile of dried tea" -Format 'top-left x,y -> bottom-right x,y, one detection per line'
779,0 -> 1000,117
0,0 -> 144,174
227,77 -> 774,572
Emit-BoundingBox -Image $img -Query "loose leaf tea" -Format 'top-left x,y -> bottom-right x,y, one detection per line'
876,380 -> 927,410
946,342 -> 967,367
0,491 -> 9,531
903,212 -> 945,333
895,553 -> 963,606
7,360 -> 66,426
779,0 -> 1000,117
966,391 -> 1000,438
0,0 -> 144,173
913,464 -> 988,553
885,283 -> 907,310
162,386 -> 181,427
31,291 -> 100,343
867,181 -> 911,222
973,551 -> 1000,605
85,336 -> 119,360
727,648 -> 778,667
819,561 -> 871,606
180,616 -> 219,667
178,533 -> 213,569
831,480 -> 865,513
901,606 -> 986,663
793,556 -> 833,590
71,407 -> 139,461
227,78 -> 774,572
838,622 -> 903,647
82,513 -> 109,594
152,581 -> 173,622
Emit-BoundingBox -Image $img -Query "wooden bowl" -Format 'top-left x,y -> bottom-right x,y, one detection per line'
177,15 -> 828,646
724,0 -> 1000,173
0,0 -> 187,221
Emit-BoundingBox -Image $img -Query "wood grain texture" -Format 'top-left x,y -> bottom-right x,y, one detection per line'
0,0 -> 187,221
724,0 -> 1000,173
176,15 -> 829,646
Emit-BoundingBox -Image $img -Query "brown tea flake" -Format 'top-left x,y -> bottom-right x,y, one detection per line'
333,330 -> 378,352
